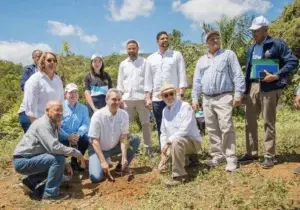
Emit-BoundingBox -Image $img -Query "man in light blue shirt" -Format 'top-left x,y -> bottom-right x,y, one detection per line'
60,83 -> 90,171
191,30 -> 245,172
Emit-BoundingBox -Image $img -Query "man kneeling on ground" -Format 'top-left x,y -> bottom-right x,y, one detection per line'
13,100 -> 83,200
158,83 -> 202,187
88,88 -> 140,183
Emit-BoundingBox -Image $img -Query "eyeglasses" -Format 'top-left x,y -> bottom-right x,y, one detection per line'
163,92 -> 175,98
46,59 -> 57,63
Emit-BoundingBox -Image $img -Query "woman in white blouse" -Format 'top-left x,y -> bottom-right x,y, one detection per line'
18,52 -> 64,132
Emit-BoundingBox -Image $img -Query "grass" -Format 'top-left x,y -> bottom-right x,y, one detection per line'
1,107 -> 300,209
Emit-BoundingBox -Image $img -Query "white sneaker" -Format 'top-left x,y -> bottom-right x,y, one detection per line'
225,160 -> 238,172
106,157 -> 113,167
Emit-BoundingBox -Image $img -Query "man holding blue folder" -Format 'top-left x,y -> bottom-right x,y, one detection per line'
239,16 -> 299,169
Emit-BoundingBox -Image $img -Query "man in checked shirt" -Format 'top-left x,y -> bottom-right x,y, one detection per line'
191,30 -> 245,172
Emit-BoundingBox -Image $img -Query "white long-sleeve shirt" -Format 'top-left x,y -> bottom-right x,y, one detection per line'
117,56 -> 147,100
160,100 -> 201,149
144,49 -> 187,101
18,72 -> 64,118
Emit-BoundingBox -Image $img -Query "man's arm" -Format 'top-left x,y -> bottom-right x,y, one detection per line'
228,50 -> 246,99
191,59 -> 203,109
91,138 -> 108,172
276,40 -> 299,79
144,59 -> 153,108
177,52 -> 187,94
116,63 -> 124,94
160,116 -> 169,151
36,123 -> 82,158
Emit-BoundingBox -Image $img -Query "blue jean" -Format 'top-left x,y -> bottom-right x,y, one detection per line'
18,112 -> 31,133
152,101 -> 166,146
88,135 -> 140,183
13,154 -> 65,198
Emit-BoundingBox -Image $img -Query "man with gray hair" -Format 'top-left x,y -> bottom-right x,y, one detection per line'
88,88 -> 140,183
13,100 -> 83,201
20,50 -> 42,91
191,30 -> 245,172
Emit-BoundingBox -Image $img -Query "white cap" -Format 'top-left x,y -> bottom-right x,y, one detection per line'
65,83 -> 78,92
91,53 -> 103,61
249,16 -> 269,30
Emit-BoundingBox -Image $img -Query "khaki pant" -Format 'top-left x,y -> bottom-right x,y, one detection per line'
162,137 -> 201,177
203,93 -> 236,162
245,83 -> 282,158
124,100 -> 152,147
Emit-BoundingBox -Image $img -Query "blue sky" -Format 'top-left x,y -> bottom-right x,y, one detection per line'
0,0 -> 295,65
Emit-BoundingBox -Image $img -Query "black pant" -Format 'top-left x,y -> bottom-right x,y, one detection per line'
152,101 -> 166,146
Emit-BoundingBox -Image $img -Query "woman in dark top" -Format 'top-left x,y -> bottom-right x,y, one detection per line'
84,54 -> 112,117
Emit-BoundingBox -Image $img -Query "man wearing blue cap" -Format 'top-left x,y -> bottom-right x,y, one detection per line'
239,16 -> 299,169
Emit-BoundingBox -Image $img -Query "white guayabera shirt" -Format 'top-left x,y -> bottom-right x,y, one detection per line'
117,56 -> 147,101
144,49 -> 187,101
88,106 -> 129,151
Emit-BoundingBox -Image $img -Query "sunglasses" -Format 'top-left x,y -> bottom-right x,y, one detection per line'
46,59 -> 57,63
163,92 -> 175,98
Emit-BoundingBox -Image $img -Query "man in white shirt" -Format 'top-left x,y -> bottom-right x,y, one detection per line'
144,31 -> 187,146
88,88 -> 141,183
117,40 -> 152,156
158,83 -> 201,187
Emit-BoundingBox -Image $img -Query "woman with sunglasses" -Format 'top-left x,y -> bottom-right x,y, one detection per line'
84,54 -> 112,117
18,52 -> 64,132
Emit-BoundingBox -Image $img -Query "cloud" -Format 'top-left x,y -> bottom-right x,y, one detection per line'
0,41 -> 52,65
172,0 -> 272,26
107,0 -> 155,21
47,20 -> 98,43
47,20 -> 76,36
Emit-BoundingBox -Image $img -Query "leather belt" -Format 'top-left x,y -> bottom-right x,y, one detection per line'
203,91 -> 231,97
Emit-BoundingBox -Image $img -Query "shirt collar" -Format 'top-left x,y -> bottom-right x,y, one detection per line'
104,106 -> 119,116
126,56 -> 140,63
207,48 -> 223,58
66,100 -> 77,110
157,49 -> 171,56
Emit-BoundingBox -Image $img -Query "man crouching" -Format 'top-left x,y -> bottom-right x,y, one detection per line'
158,83 -> 202,187
13,100 -> 83,201
88,88 -> 140,183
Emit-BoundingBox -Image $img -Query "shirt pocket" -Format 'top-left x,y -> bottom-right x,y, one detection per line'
215,59 -> 228,73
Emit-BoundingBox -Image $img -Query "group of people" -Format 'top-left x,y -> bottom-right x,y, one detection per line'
12,15 -> 299,201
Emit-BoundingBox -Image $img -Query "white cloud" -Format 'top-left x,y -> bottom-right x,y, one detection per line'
108,0 -> 155,21
47,20 -> 76,36
0,41 -> 52,65
47,20 -> 98,43
172,0 -> 272,26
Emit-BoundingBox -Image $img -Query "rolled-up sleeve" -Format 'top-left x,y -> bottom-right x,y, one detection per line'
228,50 -> 245,98
88,114 -> 101,140
177,52 -> 187,88
192,59 -> 202,104
144,58 -> 153,93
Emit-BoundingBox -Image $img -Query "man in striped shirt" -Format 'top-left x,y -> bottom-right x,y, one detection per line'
191,30 -> 245,172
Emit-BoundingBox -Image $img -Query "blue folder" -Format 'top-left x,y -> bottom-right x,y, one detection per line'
251,59 -> 279,79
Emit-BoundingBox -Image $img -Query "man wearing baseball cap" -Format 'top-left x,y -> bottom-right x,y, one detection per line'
59,83 -> 90,171
239,16 -> 299,169
192,30 -> 245,172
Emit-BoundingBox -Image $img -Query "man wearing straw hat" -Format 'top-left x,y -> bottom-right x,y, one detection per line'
158,83 -> 201,187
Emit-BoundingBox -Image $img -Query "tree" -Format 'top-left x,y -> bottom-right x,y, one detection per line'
269,0 -> 300,58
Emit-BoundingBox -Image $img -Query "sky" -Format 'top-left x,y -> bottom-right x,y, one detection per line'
0,0 -> 295,65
